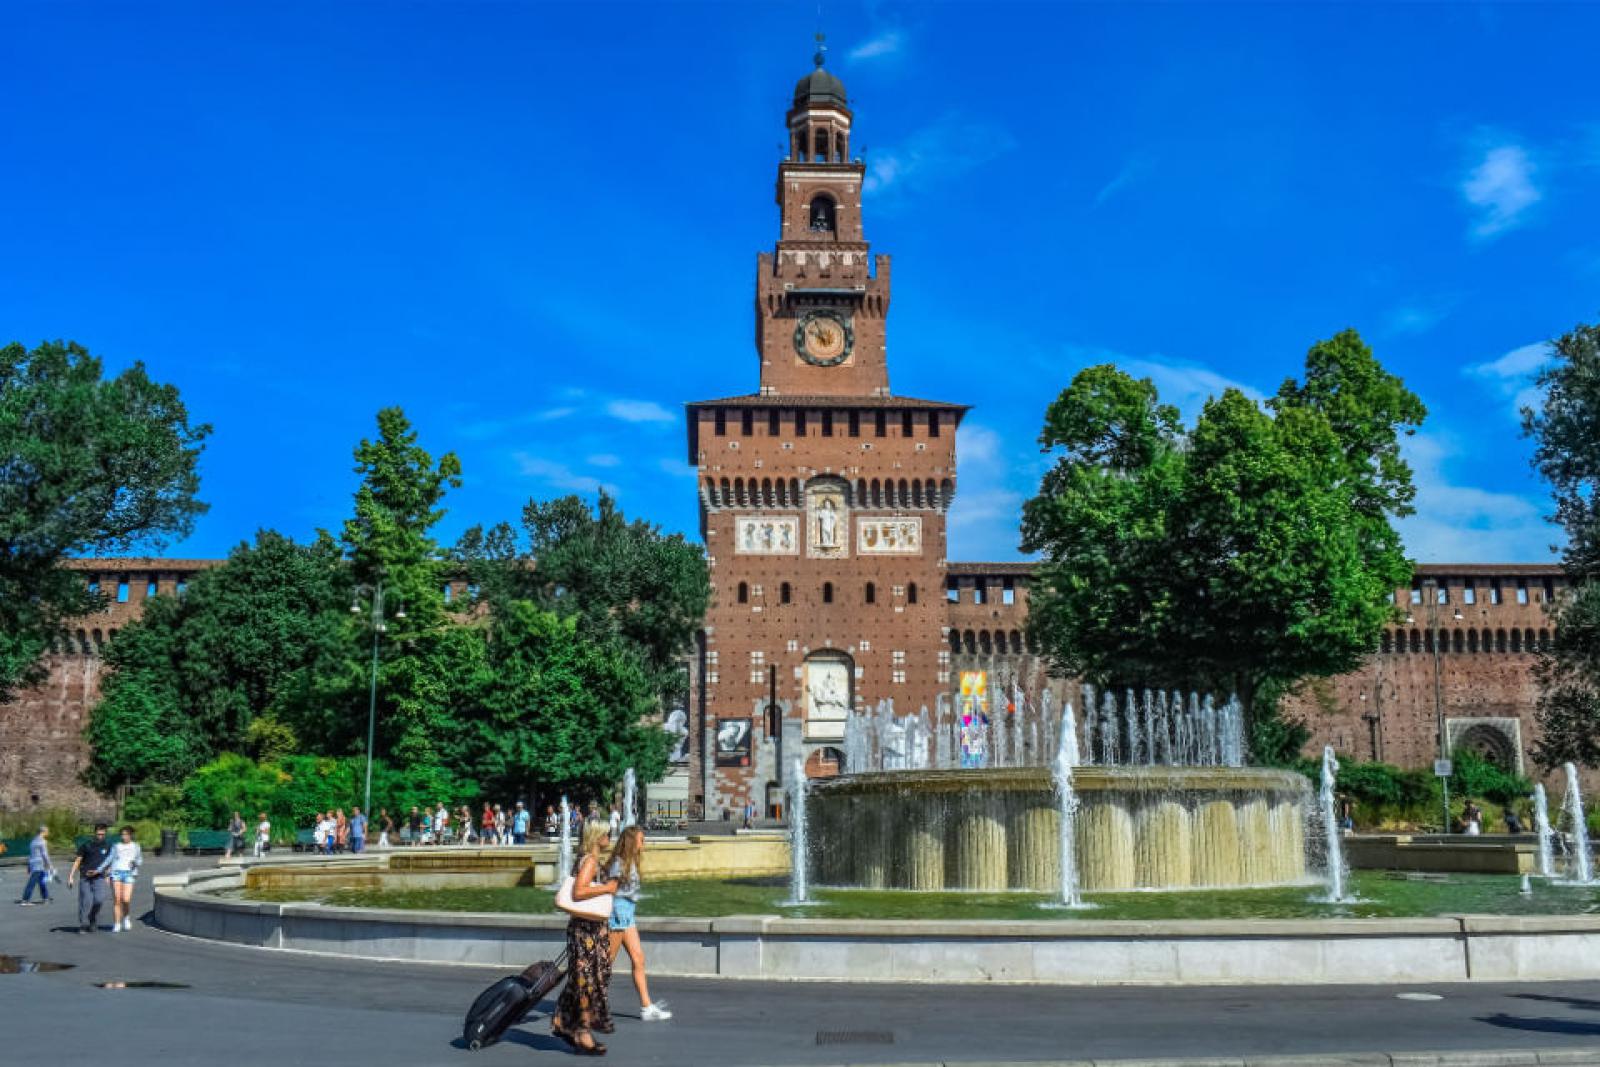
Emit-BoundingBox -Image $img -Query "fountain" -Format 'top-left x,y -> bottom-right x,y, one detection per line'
556,796 -> 573,883
807,687 -> 1309,893
1563,762 -> 1592,884
621,768 -> 638,828
785,756 -> 810,905
1533,784 -> 1555,879
1317,746 -> 1349,902
1051,701 -> 1084,908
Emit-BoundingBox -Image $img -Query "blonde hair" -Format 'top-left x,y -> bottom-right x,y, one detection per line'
578,818 -> 610,862
608,825 -> 645,882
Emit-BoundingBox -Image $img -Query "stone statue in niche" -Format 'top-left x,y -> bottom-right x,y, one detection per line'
805,481 -> 849,559
817,500 -> 839,549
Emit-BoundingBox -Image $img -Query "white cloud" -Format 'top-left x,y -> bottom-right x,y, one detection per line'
1093,156 -> 1152,207
656,457 -> 699,479
1462,144 -> 1540,239
1395,432 -> 1555,563
1122,357 -> 1264,423
1385,304 -> 1449,336
1464,340 -> 1550,421
456,405 -> 576,440
863,113 -> 1016,199
586,453 -> 621,468
605,399 -> 675,425
848,30 -> 902,61
512,452 -> 617,496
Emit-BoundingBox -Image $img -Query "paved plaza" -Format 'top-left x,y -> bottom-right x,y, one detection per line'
1,857 -> 1599,1066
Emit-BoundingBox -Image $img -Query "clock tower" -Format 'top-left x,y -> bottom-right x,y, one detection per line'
756,43 -> 891,398
686,43 -> 965,819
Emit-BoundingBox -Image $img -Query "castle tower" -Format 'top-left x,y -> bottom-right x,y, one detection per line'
686,44 -> 966,818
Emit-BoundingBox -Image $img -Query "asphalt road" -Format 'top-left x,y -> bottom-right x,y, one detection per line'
5,856 -> 1600,1066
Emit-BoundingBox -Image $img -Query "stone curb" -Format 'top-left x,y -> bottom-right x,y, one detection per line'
780,1050 -> 1600,1067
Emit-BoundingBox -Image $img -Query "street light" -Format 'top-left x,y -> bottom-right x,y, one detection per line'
1414,578 -> 1465,833
351,580 -> 405,816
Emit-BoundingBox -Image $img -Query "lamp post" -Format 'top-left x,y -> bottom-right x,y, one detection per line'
351,580 -> 405,816
1412,577 -> 1463,833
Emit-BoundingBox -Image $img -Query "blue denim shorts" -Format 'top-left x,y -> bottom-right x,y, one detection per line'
607,897 -> 636,931
111,870 -> 136,884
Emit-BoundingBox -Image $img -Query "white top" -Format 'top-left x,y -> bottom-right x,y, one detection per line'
111,840 -> 142,874
257,820 -> 271,839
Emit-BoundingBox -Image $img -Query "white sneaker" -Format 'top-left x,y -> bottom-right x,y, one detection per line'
123,918 -> 133,931
641,1002 -> 673,1021
109,924 -> 120,934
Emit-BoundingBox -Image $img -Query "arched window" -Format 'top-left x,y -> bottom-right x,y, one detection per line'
1525,628 -> 1537,652
908,582 -> 918,605
737,582 -> 749,605
1467,629 -> 1479,654
1539,628 -> 1552,651
1496,628 -> 1508,653
948,630 -> 961,654
780,582 -> 792,605
822,582 -> 834,604
1010,630 -> 1023,654
1410,629 -> 1423,653
963,629 -> 976,653
1510,629 -> 1522,653
1452,629 -> 1465,654
808,195 -> 836,233
865,582 -> 875,604
979,631 -> 993,654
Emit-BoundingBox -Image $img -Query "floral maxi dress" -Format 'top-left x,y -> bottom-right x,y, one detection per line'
552,916 -> 612,1035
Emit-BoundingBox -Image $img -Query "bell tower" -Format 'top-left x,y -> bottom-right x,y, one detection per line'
756,37 -> 892,398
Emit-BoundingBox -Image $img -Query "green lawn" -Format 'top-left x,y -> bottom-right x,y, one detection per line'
237,871 -> 1600,921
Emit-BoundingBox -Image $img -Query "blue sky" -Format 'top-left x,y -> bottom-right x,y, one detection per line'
4,2 -> 1597,564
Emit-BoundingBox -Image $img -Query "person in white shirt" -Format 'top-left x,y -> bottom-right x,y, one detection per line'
317,813 -> 337,856
109,826 -> 143,933
254,813 -> 271,857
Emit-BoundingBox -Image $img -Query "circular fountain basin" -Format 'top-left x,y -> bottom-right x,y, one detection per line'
807,766 -> 1311,892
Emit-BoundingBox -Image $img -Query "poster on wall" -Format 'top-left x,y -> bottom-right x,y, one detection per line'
664,664 -> 691,763
958,671 -> 989,769
715,718 -> 752,767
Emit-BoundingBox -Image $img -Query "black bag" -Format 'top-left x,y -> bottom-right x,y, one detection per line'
463,953 -> 567,1051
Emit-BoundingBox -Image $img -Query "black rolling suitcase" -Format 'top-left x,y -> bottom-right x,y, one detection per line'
463,952 -> 567,1051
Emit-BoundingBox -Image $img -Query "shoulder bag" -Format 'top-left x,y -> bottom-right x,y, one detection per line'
554,876 -> 613,921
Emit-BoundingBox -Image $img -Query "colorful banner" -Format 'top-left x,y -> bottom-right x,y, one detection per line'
958,671 -> 989,769
714,717 -> 752,768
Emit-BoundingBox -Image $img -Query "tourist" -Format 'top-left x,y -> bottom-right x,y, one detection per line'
606,825 -> 672,1021
433,803 -> 449,844
1463,799 -> 1483,836
17,825 -> 55,906
608,804 -> 622,839
335,808 -> 350,853
407,805 -> 424,845
513,801 -> 530,845
108,825 -> 142,933
481,803 -> 495,846
314,812 -> 333,855
254,812 -> 271,857
494,804 -> 508,845
1505,806 -> 1525,834
67,823 -> 113,932
551,819 -> 618,1055
226,811 -> 246,859
350,807 -> 367,854
544,805 -> 560,837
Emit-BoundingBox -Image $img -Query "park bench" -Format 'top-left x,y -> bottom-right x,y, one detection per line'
183,830 -> 235,854
292,829 -> 319,852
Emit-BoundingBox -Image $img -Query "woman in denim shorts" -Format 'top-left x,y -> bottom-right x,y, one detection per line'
605,826 -> 671,1021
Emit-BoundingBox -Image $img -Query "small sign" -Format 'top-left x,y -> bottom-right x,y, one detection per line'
1434,759 -> 1453,777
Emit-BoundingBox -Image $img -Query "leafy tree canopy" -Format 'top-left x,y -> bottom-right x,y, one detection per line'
1021,330 -> 1421,761
1523,321 -> 1600,771
0,340 -> 209,698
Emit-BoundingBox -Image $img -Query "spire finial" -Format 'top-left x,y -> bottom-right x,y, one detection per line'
813,30 -> 827,68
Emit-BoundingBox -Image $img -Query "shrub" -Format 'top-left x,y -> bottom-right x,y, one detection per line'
1449,748 -> 1533,806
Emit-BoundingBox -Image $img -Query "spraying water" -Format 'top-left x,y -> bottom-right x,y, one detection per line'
1052,701 -> 1084,907
1319,746 -> 1349,902
621,768 -> 637,828
786,756 -> 810,904
553,795 -> 573,887
1534,784 -> 1555,879
1564,762 -> 1593,884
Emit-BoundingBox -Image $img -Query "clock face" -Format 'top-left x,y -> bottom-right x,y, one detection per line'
794,309 -> 853,367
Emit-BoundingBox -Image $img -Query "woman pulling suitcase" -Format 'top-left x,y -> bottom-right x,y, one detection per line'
551,818 -> 619,1056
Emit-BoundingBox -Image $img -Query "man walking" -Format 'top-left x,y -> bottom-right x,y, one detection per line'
67,824 -> 113,931
349,807 -> 367,854
17,826 -> 54,905
512,801 -> 530,845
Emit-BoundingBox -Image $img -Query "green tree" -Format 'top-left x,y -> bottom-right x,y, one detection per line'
0,340 -> 209,698
457,492 -> 709,708
450,601 -> 668,800
338,407 -> 470,768
1524,321 -> 1600,770
1021,331 -> 1422,762
84,530 -> 350,788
